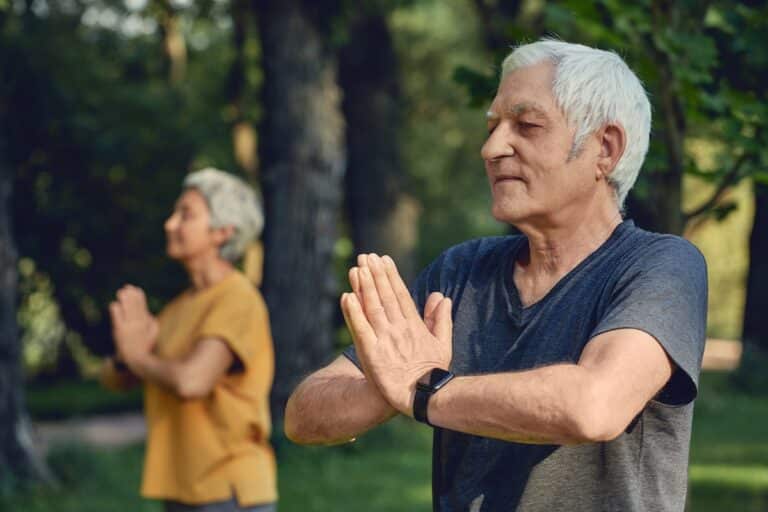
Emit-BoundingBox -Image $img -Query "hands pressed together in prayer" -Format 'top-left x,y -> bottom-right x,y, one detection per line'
340,254 -> 453,417
109,285 -> 159,368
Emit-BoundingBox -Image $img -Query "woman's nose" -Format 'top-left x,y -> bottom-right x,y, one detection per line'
164,213 -> 177,232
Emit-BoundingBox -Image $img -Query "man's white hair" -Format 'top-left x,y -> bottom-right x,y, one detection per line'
501,39 -> 651,209
183,167 -> 263,262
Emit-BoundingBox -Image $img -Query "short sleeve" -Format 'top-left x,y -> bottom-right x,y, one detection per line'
590,237 -> 708,405
196,286 -> 271,371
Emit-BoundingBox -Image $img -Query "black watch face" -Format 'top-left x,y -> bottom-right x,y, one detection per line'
428,368 -> 454,390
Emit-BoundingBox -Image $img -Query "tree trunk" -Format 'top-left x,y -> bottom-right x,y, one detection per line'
339,13 -> 418,282
229,0 -> 258,178
255,0 -> 345,425
0,152 -> 51,488
642,0 -> 688,235
743,183 -> 768,350
156,0 -> 187,85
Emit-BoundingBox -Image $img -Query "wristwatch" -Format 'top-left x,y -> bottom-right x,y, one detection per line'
413,368 -> 455,427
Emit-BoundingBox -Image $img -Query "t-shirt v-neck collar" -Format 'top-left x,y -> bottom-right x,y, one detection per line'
502,220 -> 635,324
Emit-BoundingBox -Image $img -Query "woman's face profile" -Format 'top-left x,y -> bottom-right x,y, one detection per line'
164,188 -> 217,262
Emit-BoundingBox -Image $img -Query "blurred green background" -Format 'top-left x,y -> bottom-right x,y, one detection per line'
1,0 -> 767,510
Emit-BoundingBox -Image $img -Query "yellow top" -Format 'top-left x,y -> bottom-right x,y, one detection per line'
140,271 -> 276,506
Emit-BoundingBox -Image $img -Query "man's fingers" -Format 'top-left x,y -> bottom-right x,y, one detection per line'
357,254 -> 368,268
358,265 -> 389,330
342,293 -> 378,348
433,297 -> 453,345
367,254 -> 404,323
382,255 -> 420,319
424,292 -> 445,333
349,267 -> 361,301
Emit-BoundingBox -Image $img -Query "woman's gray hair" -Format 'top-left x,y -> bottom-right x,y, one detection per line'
183,167 -> 264,262
501,38 -> 652,209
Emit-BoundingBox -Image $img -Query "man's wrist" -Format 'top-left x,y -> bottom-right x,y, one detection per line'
413,368 -> 455,427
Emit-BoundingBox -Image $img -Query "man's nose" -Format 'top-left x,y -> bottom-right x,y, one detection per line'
481,124 -> 514,161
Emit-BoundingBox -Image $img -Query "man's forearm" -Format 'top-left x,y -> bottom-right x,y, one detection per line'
428,364 -> 613,445
285,370 -> 397,445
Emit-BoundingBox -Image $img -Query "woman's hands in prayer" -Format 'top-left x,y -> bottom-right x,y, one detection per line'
109,285 -> 159,367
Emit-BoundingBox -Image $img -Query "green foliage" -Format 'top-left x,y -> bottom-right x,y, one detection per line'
1,1 -> 251,370
26,380 -> 142,421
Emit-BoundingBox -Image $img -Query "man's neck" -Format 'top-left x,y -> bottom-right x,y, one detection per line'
513,204 -> 623,307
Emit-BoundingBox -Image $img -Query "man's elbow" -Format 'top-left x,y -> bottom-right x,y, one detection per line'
284,393 -> 323,445
571,400 -> 629,443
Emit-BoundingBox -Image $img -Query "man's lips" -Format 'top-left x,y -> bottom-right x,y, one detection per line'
492,175 -> 525,185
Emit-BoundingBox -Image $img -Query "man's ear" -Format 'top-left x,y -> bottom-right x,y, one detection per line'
596,123 -> 626,181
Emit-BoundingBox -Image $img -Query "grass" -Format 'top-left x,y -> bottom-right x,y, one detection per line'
26,379 -> 143,421
687,372 -> 768,511
4,372 -> 766,511
1,417 -> 432,512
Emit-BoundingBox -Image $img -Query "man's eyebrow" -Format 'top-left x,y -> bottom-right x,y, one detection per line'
485,102 -> 550,122
508,102 -> 549,117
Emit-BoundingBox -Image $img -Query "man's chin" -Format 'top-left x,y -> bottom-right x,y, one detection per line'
491,204 -> 526,225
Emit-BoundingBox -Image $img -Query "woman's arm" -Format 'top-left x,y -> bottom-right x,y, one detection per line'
124,337 -> 235,399
109,284 -> 236,399
99,356 -> 141,392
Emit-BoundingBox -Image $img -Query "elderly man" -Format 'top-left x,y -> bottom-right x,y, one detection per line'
285,40 -> 707,511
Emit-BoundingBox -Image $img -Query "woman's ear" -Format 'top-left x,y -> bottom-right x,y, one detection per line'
596,123 -> 626,181
213,225 -> 235,246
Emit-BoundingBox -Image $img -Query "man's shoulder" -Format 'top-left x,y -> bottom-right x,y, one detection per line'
622,224 -> 707,271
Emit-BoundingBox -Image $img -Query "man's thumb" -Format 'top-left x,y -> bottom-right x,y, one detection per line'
433,297 -> 453,344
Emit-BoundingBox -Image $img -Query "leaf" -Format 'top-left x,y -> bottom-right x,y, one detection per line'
452,65 -> 497,108
753,172 -> 768,186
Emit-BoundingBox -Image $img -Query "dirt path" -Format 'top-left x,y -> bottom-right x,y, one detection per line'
702,338 -> 742,371
34,412 -> 145,454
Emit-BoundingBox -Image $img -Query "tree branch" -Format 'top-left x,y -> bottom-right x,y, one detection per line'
683,150 -> 752,222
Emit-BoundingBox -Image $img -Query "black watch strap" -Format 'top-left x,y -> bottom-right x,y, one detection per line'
413,385 -> 433,426
413,368 -> 455,427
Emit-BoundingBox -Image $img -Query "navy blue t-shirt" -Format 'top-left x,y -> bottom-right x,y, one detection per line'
345,220 -> 708,511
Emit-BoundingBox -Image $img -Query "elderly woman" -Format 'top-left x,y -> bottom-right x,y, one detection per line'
102,168 -> 276,512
